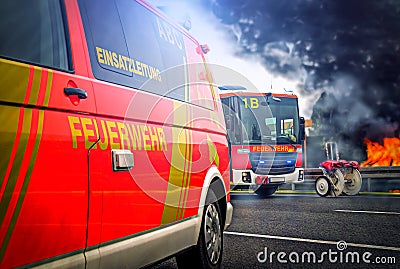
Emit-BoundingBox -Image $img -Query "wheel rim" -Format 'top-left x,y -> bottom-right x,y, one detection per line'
316,177 -> 329,196
343,170 -> 362,195
204,203 -> 222,264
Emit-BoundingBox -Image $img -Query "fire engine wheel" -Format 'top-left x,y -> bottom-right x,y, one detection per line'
329,169 -> 345,197
176,190 -> 223,269
315,177 -> 331,197
343,169 -> 362,196
255,185 -> 278,197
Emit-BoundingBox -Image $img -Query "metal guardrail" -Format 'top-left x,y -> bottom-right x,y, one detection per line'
360,166 -> 400,178
359,166 -> 400,192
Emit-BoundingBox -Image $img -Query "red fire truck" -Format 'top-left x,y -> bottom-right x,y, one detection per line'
220,89 -> 305,196
0,1 -> 232,268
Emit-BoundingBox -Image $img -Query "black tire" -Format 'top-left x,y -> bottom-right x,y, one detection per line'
176,190 -> 223,269
315,176 -> 331,197
254,185 -> 278,198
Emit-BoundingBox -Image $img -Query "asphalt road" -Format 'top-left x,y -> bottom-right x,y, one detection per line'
149,193 -> 400,268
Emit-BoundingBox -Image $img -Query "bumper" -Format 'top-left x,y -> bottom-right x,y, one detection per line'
232,168 -> 305,186
224,202 -> 233,230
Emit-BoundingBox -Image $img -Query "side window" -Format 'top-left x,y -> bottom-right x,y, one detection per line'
116,0 -> 186,100
79,0 -> 131,81
281,118 -> 294,136
80,0 -> 184,98
0,0 -> 69,71
80,0 -> 214,109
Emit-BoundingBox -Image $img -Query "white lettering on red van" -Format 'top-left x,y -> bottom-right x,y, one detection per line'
156,17 -> 183,50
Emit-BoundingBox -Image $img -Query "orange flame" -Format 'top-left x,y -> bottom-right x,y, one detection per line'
361,138 -> 400,167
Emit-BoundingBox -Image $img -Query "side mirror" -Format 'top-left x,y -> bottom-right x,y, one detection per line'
299,117 -> 306,141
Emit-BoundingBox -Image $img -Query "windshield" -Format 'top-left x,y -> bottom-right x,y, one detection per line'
223,95 -> 300,145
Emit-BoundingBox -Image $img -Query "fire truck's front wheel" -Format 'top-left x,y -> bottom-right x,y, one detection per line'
255,185 -> 278,197
176,190 -> 223,269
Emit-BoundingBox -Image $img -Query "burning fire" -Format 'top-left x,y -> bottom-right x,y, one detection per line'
361,138 -> 400,167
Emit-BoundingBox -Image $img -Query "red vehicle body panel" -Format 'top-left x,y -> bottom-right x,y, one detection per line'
230,144 -> 303,171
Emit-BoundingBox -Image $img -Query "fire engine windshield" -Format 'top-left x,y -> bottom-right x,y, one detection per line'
224,95 -> 300,145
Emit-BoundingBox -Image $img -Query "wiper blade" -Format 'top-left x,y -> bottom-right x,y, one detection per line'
277,135 -> 297,146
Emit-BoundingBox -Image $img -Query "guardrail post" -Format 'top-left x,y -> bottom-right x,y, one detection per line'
367,178 -> 371,192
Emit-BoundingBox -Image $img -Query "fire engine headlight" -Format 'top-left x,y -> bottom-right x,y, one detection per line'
298,170 -> 304,181
242,172 -> 251,183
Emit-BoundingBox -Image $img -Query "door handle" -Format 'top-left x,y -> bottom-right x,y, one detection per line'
112,150 -> 134,171
64,87 -> 88,99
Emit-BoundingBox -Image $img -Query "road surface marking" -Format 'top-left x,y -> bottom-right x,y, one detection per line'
224,231 -> 400,251
334,209 -> 400,215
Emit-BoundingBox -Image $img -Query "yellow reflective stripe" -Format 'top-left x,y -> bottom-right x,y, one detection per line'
28,67 -> 42,105
179,107 -> 193,219
0,59 -> 30,103
0,109 -> 45,263
0,108 -> 32,262
43,71 -> 53,106
162,127 -> 187,223
207,134 -> 220,167
177,129 -> 189,220
0,66 -> 51,263
162,102 -> 196,224
0,108 -> 32,219
0,107 -> 19,194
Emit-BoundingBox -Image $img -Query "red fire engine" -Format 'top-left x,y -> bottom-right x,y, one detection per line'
220,88 -> 305,196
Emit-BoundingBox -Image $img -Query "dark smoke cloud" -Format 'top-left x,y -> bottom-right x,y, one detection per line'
200,0 -> 400,162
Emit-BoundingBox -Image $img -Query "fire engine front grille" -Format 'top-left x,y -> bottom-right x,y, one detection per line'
249,152 -> 297,175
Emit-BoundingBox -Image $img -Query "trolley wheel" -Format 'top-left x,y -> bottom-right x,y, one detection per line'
315,177 -> 331,197
329,169 -> 345,197
343,169 -> 362,196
